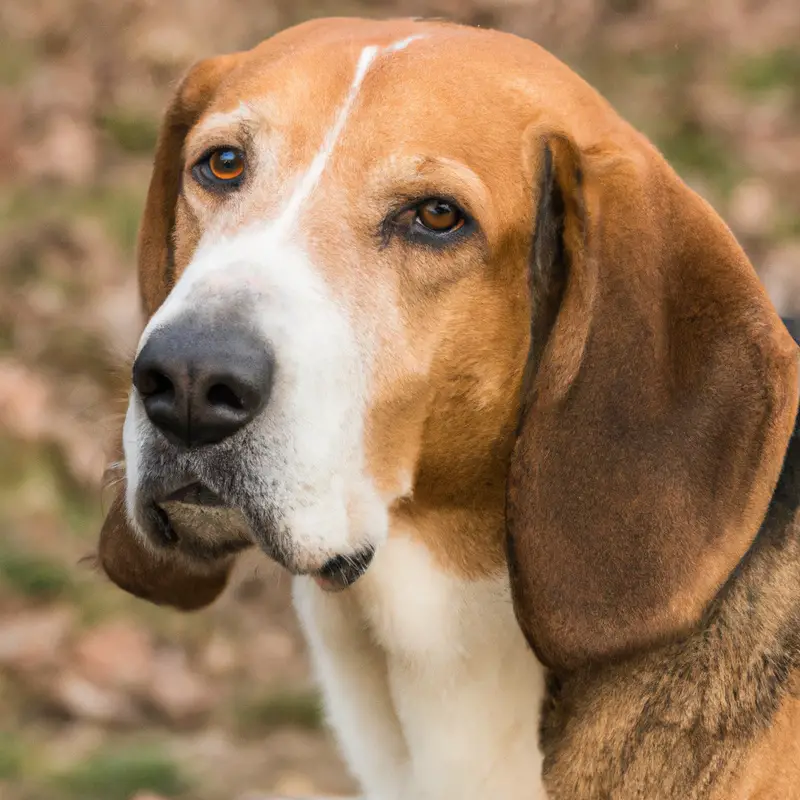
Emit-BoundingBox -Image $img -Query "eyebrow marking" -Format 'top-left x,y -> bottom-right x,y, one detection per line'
273,33 -> 427,238
192,102 -> 254,139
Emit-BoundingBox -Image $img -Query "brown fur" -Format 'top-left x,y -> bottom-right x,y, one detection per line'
506,131 -> 798,669
93,17 -> 800,798
540,420 -> 800,799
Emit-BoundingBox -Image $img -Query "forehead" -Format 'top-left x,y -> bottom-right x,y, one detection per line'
188,20 -> 599,200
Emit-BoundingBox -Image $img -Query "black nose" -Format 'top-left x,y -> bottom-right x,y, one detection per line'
132,316 -> 273,448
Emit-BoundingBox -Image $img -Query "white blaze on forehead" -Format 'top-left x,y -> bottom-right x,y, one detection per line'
385,34 -> 424,53
126,33 -> 426,558
274,33 -> 427,238
274,45 -> 379,237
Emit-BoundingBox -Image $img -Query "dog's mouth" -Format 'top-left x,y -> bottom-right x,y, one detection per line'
144,481 -> 253,559
162,482 -> 228,507
148,481 -> 375,590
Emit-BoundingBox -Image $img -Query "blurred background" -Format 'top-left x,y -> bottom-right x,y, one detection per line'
0,1 -> 798,798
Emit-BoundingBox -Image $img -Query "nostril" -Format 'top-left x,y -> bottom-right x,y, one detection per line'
138,369 -> 175,399
207,383 -> 244,410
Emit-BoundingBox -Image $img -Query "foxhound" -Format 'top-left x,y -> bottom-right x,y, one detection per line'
95,18 -> 800,800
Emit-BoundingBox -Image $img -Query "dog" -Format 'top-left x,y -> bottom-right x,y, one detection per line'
94,18 -> 800,800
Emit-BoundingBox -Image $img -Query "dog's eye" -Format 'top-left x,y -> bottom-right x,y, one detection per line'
193,148 -> 246,189
415,200 -> 465,233
209,149 -> 244,180
383,196 -> 473,249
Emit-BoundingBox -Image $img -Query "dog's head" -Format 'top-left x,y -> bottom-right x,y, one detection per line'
97,18 -> 798,667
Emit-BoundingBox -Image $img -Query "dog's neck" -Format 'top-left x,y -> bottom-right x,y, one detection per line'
541,409 -> 800,798
393,412 -> 518,579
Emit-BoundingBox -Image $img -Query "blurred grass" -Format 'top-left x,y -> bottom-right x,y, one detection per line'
628,48 -> 694,80
0,438 -> 99,540
579,47 -> 744,199
775,212 -> 800,240
51,744 -> 189,800
99,110 -> 160,155
0,544 -> 76,603
0,38 -> 36,87
731,48 -> 800,95
0,186 -> 145,255
656,121 -> 743,197
35,328 -> 125,389
0,732 -> 26,781
235,687 -> 324,736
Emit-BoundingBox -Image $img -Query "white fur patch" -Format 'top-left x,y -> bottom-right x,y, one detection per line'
191,102 -> 254,138
126,220 -> 387,566
386,34 -> 425,53
295,531 -> 549,800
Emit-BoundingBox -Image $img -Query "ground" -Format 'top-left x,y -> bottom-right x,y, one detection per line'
1,1 -> 798,798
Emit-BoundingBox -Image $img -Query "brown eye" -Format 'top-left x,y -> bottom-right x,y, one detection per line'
416,200 -> 465,233
193,147 -> 246,189
209,149 -> 244,180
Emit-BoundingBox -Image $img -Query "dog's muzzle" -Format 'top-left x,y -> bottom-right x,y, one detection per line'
129,309 -> 375,590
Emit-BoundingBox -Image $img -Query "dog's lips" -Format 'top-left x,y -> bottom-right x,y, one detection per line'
147,482 -> 375,587
161,482 -> 226,507
146,482 -> 254,555
145,481 -> 228,546
312,546 -> 376,592
149,503 -> 179,546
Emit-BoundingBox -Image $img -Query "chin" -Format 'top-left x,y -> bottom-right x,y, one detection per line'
132,477 -> 380,592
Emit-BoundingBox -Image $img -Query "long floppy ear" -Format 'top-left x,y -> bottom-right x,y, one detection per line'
506,133 -> 800,670
137,53 -> 241,316
96,55 -> 242,610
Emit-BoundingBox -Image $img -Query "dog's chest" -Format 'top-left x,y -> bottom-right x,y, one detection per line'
354,534 -> 548,798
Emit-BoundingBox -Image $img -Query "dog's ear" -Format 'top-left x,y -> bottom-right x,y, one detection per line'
506,133 -> 800,670
137,53 -> 241,315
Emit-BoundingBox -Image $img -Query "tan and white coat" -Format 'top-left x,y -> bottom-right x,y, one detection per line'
95,17 -> 800,800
